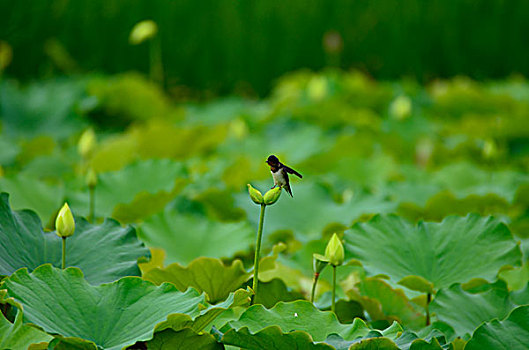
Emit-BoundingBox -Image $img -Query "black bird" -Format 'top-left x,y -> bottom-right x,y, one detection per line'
265,155 -> 302,197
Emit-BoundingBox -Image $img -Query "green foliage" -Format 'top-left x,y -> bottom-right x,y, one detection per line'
344,214 -> 522,291
143,257 -> 250,304
137,208 -> 254,265
0,193 -> 150,284
2,71 -> 529,348
0,265 -> 206,349
430,281 -> 517,337
465,305 -> 529,350
0,308 -> 51,349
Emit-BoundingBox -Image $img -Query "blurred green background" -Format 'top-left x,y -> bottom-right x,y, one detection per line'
1,0 -> 529,95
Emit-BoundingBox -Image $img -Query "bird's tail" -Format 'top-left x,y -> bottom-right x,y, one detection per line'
284,184 -> 293,197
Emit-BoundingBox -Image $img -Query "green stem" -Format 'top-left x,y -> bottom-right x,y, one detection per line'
426,292 -> 432,326
310,273 -> 320,303
150,36 -> 164,86
89,185 -> 95,224
62,237 -> 67,269
252,204 -> 266,304
332,265 -> 337,313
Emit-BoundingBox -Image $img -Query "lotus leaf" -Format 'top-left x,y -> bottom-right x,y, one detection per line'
143,257 -> 250,303
0,265 -> 206,350
137,208 -> 254,265
465,305 -> 529,350
344,214 -> 521,291
0,193 -> 150,284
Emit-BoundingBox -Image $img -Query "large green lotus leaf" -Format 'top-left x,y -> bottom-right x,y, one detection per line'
0,193 -> 150,284
384,181 -> 442,207
344,338 -> 400,350
346,277 -> 424,329
131,119 -> 228,160
143,257 -> 250,304
0,265 -> 205,350
0,136 -> 20,166
0,300 -> 52,349
226,300 -> 373,342
0,175 -> 64,226
465,305 -> 529,350
69,158 -> 187,220
253,278 -> 305,309
236,181 -> 396,239
432,163 -> 529,203
393,330 -> 447,350
147,328 -> 222,350
222,305 -> 402,350
89,133 -> 139,173
155,288 -> 252,335
499,263 -> 529,291
398,191 -> 511,223
323,322 -> 403,349
137,209 -> 254,265
429,281 -> 516,337
222,326 -> 334,350
0,79 -> 85,139
344,214 -> 522,291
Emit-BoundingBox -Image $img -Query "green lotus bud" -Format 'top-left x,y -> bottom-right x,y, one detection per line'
389,95 -> 412,120
86,168 -> 97,188
313,253 -> 329,275
247,184 -> 264,205
78,128 -> 97,159
263,187 -> 282,205
482,138 -> 498,159
56,203 -> 75,238
129,20 -> 158,45
324,233 -> 344,266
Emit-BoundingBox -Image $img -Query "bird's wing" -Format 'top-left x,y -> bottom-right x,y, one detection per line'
283,165 -> 302,178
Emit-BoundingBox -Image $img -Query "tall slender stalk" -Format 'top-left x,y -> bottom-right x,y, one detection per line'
252,204 -> 266,303
62,237 -> 67,269
332,265 -> 337,313
89,185 -> 95,223
310,273 -> 320,303
426,292 -> 432,326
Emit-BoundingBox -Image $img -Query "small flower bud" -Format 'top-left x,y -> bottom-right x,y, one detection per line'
263,187 -> 282,205
78,128 -> 97,159
56,203 -> 75,238
389,95 -> 412,120
324,233 -> 344,266
247,184 -> 264,205
86,168 -> 97,188
313,254 -> 329,274
129,20 -> 158,45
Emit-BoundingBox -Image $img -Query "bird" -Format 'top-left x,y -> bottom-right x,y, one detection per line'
265,155 -> 302,197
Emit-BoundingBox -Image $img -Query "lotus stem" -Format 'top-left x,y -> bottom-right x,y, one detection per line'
332,265 -> 337,313
89,185 -> 95,223
311,273 -> 320,303
62,237 -> 67,269
426,292 -> 432,326
252,204 -> 266,303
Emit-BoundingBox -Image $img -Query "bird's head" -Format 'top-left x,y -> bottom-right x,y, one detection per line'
266,155 -> 280,167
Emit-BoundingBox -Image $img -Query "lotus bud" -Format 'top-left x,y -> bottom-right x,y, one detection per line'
86,168 -> 97,188
482,139 -> 498,159
129,20 -> 158,45
312,253 -> 329,275
78,128 -> 96,159
263,187 -> 282,205
56,203 -> 75,238
247,184 -> 264,205
324,233 -> 344,266
389,95 -> 412,120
